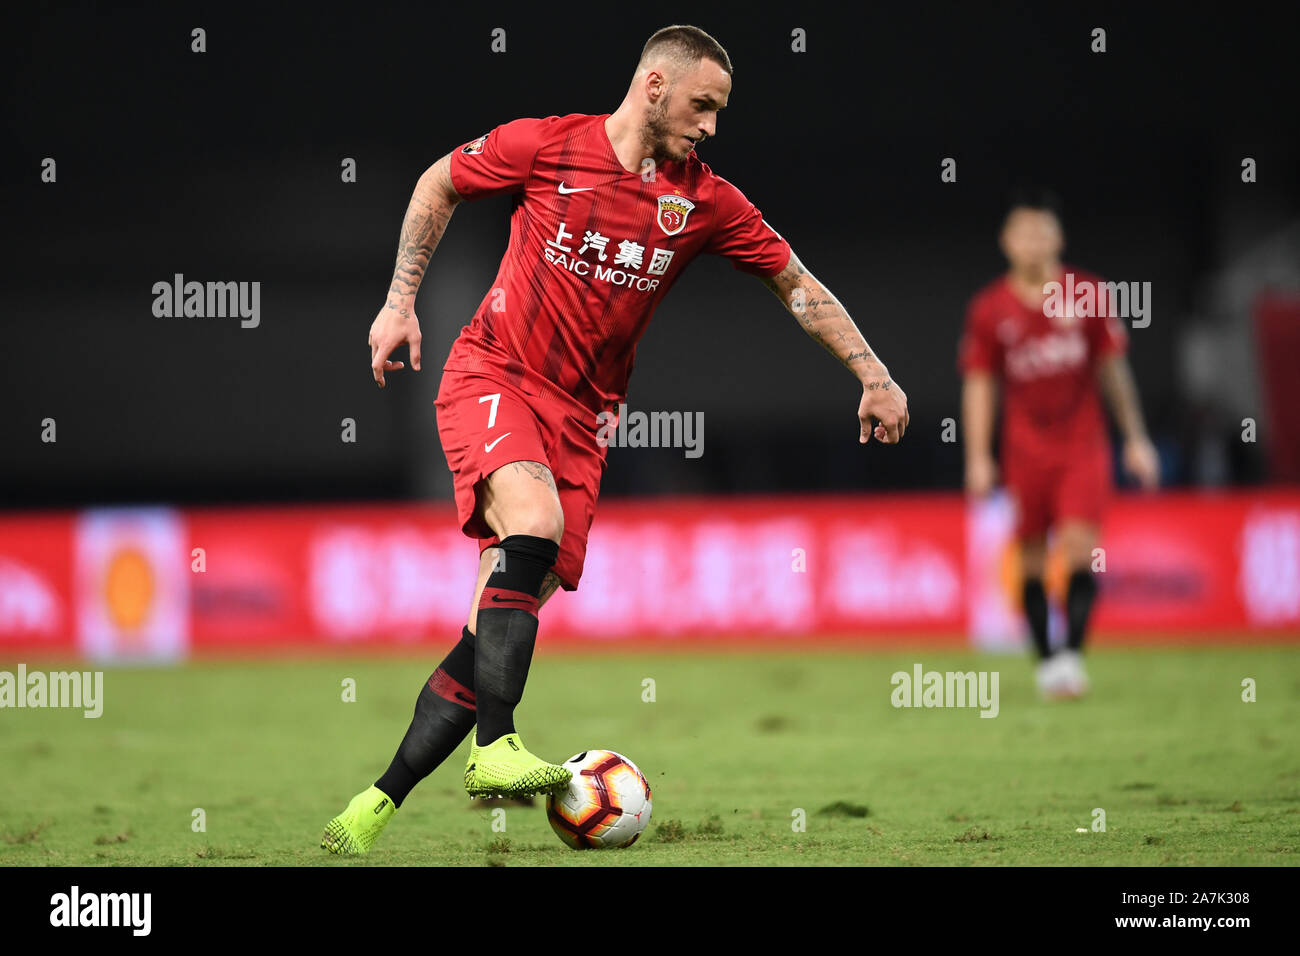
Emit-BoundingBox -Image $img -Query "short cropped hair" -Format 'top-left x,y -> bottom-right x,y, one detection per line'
639,24 -> 732,76
1004,186 -> 1064,226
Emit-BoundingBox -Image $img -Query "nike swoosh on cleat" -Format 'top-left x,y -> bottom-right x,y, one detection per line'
484,432 -> 511,452
557,182 -> 593,194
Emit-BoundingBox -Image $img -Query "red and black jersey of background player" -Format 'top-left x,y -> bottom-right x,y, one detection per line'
445,113 -> 791,422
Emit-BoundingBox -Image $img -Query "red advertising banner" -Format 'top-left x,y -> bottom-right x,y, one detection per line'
969,490 -> 1300,648
187,504 -> 476,650
0,491 -> 1296,658
0,513 -> 75,656
542,494 -> 967,643
1092,493 -> 1295,633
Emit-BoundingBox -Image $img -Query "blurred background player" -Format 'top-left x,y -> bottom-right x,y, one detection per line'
321,24 -> 908,855
959,189 -> 1160,698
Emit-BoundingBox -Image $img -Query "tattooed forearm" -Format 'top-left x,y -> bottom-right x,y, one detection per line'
388,154 -> 460,304
760,251 -> 889,385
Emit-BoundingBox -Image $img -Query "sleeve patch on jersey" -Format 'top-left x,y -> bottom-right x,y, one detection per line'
461,133 -> 489,155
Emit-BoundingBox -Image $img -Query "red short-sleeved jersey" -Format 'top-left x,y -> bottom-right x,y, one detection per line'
958,266 -> 1127,459
445,113 -> 791,422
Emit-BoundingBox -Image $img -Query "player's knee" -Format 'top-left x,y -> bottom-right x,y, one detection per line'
507,507 -> 564,544
1059,523 -> 1098,570
1019,539 -> 1048,577
1064,546 -> 1094,572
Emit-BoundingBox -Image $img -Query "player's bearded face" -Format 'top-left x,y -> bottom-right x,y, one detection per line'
644,87 -> 689,164
640,60 -> 730,166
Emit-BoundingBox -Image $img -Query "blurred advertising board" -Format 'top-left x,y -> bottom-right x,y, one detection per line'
0,491 -> 1296,657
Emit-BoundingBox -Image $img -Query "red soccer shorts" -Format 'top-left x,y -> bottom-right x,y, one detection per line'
1002,443 -> 1112,540
434,369 -> 607,591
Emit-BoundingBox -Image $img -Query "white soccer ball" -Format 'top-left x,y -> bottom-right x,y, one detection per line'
546,750 -> 652,849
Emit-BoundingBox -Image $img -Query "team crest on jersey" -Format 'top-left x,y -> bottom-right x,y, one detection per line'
656,195 -> 696,236
461,133 -> 488,155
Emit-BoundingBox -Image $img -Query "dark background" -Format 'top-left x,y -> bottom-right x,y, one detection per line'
4,3 -> 1297,508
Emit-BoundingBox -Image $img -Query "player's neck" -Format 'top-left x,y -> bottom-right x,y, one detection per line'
604,107 -> 652,174
1008,263 -> 1061,292
1006,263 -> 1061,311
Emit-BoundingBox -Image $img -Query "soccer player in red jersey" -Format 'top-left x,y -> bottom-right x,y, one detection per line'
321,25 -> 909,854
959,189 -> 1159,700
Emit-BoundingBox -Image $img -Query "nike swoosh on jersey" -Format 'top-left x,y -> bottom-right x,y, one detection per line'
484,432 -> 512,452
557,182 -> 594,194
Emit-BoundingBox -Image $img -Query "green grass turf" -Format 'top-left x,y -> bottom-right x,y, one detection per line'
1,646 -> 1297,866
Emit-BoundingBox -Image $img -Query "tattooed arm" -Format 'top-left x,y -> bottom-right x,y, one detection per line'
760,250 -> 909,443
368,153 -> 462,388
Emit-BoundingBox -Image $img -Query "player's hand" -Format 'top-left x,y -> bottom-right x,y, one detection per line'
1123,436 -> 1160,490
368,299 -> 422,388
858,374 -> 908,444
965,454 -> 998,497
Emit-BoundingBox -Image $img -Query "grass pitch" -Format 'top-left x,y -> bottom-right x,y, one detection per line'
1,646 -> 1297,866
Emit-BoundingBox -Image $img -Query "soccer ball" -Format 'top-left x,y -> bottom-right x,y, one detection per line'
546,750 -> 652,849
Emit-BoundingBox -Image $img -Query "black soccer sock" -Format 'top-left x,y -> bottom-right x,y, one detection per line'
1066,569 -> 1099,652
1022,576 -> 1051,660
473,534 -> 559,746
374,626 -> 477,807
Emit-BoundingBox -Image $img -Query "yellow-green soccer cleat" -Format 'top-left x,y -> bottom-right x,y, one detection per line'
465,732 -> 573,799
320,785 -> 396,855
